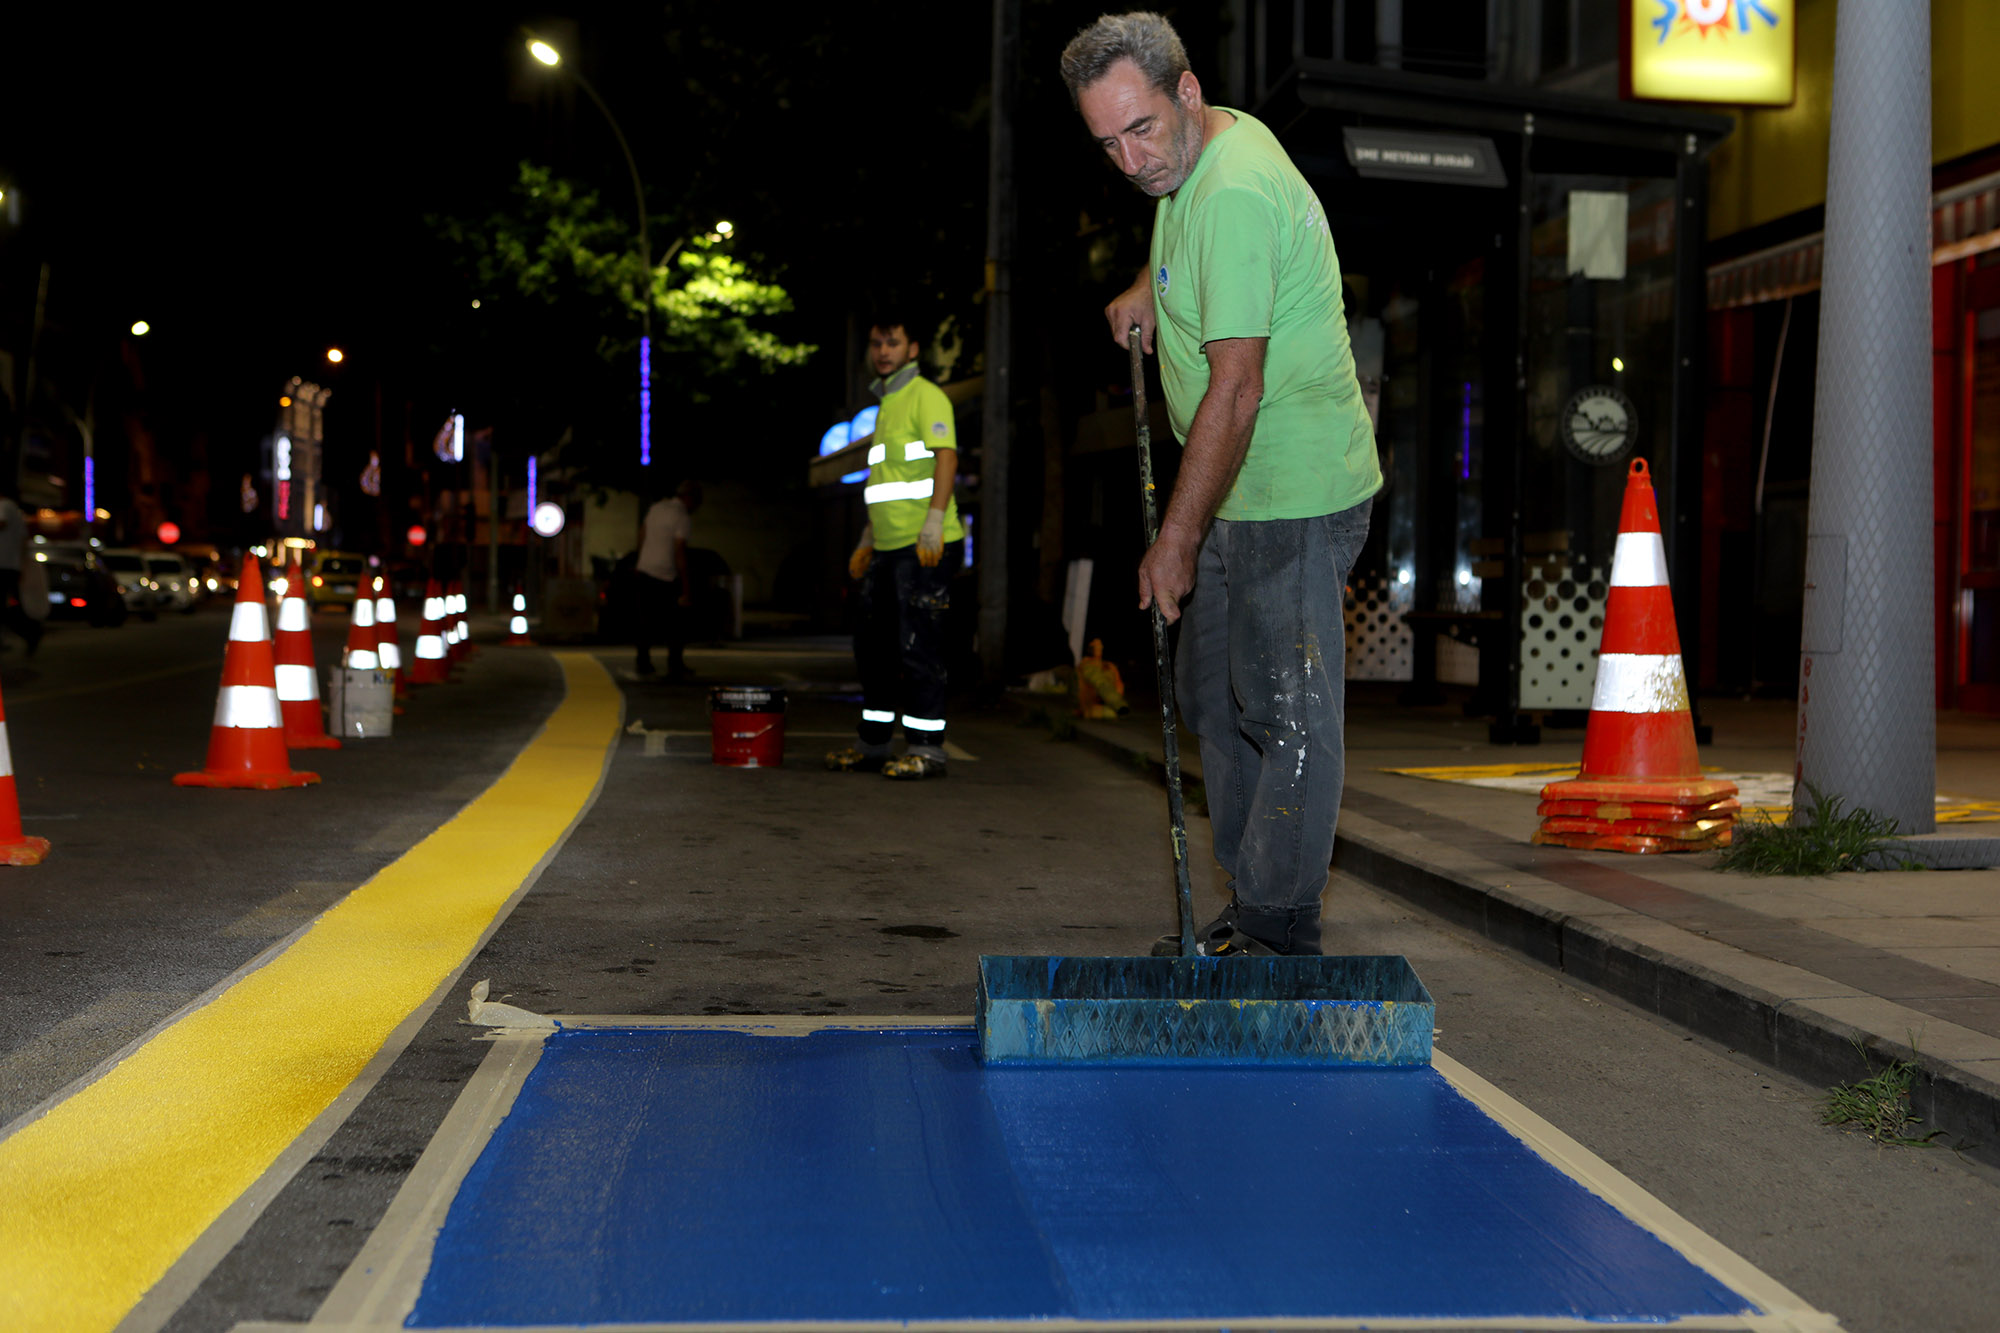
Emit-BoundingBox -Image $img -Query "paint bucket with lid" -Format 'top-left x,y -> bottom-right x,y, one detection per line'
709,686 -> 786,767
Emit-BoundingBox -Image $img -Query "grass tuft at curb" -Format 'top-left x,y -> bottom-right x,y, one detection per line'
1717,782 -> 1912,876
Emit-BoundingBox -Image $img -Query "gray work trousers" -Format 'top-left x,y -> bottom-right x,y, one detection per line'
1173,502 -> 1372,917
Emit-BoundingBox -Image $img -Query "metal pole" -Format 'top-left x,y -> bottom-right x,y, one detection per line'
487,436 -> 502,612
1794,0 -> 1934,830
978,0 -> 1017,684
568,67 -> 652,472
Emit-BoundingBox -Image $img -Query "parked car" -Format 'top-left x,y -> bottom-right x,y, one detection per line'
97,548 -> 159,617
308,550 -> 369,611
32,541 -> 127,627
145,553 -> 200,613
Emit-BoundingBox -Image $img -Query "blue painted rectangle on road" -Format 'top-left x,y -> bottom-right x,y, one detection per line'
410,1027 -> 1755,1326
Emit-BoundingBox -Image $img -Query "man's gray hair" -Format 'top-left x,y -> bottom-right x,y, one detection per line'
1059,12 -> 1190,106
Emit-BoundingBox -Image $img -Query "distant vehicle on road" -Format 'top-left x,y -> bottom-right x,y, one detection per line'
145,554 -> 200,613
33,542 -> 127,627
98,548 -> 160,617
308,551 -> 368,612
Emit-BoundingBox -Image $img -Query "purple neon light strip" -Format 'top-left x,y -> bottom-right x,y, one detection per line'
83,457 -> 94,518
640,336 -> 652,468
527,455 -> 538,515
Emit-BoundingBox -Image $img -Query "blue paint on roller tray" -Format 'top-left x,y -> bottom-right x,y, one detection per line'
410,1027 -> 1755,1326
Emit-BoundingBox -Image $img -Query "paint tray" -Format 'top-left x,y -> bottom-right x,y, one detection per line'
976,954 -> 1434,1067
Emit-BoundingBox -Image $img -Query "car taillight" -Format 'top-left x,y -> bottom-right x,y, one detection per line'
312,576 -> 324,587
69,597 -> 85,607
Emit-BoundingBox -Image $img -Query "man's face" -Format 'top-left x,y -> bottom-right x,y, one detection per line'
868,325 -> 919,379
1076,61 -> 1204,198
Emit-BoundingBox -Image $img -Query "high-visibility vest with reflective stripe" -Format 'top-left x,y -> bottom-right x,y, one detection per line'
864,364 -> 964,551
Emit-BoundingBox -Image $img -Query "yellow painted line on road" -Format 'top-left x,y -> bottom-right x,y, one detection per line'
0,650 -> 622,1333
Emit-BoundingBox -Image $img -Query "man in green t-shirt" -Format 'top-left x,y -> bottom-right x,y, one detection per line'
1062,12 -> 1382,956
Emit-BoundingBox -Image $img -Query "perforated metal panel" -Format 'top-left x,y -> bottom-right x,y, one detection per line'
1344,571 -> 1413,681
1518,556 -> 1607,710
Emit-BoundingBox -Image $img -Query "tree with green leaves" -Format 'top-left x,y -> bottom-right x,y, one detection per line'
431,162 -> 814,491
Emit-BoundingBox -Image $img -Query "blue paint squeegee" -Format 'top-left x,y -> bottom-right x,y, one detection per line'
973,331 -> 1434,1068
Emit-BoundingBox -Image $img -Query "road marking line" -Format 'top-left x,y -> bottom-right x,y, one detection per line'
0,650 -> 623,1333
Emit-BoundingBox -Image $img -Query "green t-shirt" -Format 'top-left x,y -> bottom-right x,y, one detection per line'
864,364 -> 965,551
1149,110 -> 1382,521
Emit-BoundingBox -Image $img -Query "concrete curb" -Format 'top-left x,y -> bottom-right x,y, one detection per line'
1043,702 -> 2000,1168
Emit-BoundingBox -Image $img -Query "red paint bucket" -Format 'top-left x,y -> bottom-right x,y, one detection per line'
709,686 -> 786,767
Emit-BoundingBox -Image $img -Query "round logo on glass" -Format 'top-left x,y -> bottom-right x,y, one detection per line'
1560,385 -> 1637,465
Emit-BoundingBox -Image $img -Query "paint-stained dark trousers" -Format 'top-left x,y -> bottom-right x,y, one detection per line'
1174,503 -> 1371,915
855,543 -> 959,750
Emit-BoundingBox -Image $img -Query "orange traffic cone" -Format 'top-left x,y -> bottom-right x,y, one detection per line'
506,583 -> 533,646
406,579 -> 450,685
1535,459 -> 1736,853
448,580 -> 471,663
175,556 -> 320,789
0,678 -> 51,864
343,579 -> 379,670
373,574 -> 403,676
274,554 -> 340,750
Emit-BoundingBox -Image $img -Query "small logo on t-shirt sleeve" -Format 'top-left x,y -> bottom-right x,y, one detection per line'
931,421 -> 948,437
1156,264 -> 1170,295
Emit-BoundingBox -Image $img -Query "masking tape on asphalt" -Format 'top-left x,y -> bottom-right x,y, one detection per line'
0,650 -> 622,1333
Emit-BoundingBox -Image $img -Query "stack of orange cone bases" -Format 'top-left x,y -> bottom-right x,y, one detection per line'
176,556 -> 320,789
1535,459 -> 1738,854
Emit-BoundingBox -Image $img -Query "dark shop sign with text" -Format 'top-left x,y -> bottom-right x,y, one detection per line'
1342,129 -> 1506,188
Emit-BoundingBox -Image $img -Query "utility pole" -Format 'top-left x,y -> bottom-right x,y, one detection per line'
1793,0 -> 1934,829
978,0 -> 1018,685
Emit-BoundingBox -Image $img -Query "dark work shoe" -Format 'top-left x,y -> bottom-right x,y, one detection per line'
825,745 -> 890,773
882,752 -> 947,780
1179,901 -> 1324,957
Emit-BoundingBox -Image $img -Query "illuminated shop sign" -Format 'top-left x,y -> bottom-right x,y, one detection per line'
1624,0 -> 1796,108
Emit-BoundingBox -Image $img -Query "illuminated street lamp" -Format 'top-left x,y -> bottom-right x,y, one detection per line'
525,30 -> 653,467
326,347 -> 345,364
130,320 -> 150,337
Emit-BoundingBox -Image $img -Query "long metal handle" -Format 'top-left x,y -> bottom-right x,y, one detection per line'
1130,330 -> 1197,957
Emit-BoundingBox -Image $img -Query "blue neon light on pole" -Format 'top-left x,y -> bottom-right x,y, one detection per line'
83,456 -> 94,521
527,454 -> 538,514
640,336 -> 652,467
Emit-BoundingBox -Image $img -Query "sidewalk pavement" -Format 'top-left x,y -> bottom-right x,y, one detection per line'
1057,683 -> 2000,1168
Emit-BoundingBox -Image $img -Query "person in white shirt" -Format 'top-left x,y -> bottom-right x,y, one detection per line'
0,492 -> 43,656
634,480 -> 702,679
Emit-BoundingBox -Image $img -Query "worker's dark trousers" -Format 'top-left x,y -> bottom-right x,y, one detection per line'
633,572 -> 685,675
855,542 -> 959,754
1173,504 -> 1371,926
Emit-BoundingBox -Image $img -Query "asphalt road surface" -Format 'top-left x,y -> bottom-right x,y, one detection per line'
2,618 -> 1996,1332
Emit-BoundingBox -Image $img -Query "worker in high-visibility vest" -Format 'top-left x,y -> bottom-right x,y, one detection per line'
826,315 -> 964,779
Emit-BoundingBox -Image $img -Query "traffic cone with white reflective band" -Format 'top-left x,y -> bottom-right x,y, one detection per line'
0,680 -> 51,864
506,583 -> 533,645
405,579 -> 450,685
175,555 -> 320,789
342,580 -> 379,670
274,554 -> 340,750
1535,458 -> 1735,853
369,574 -> 409,711
449,581 -> 472,663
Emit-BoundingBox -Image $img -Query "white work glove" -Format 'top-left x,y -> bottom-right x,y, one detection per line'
916,509 -> 946,567
848,523 -> 874,580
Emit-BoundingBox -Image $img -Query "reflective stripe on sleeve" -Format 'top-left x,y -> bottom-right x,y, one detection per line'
902,714 -> 946,732
1590,652 -> 1690,714
865,480 -> 937,505
904,441 -> 934,461
229,602 -> 270,643
862,709 -> 896,724
867,444 -> 887,466
1609,531 -> 1670,589
214,686 -> 283,730
274,664 -> 318,702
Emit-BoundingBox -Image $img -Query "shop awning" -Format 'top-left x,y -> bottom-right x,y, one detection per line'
1707,169 -> 2000,309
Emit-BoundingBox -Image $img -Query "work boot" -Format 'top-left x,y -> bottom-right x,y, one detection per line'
1155,901 -> 1323,956
882,747 -> 947,780
825,743 -> 891,773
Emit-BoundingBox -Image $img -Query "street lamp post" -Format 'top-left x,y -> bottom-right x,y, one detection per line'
528,35 -> 652,468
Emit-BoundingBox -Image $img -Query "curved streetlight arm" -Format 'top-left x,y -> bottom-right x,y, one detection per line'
566,67 -> 651,335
